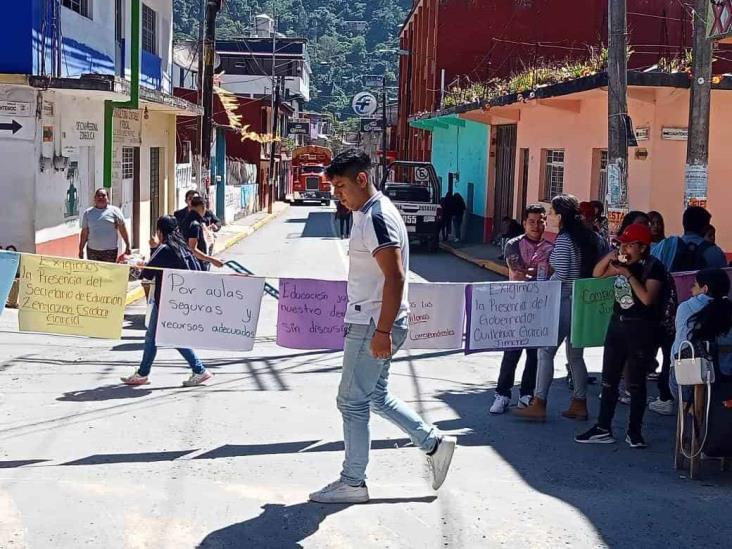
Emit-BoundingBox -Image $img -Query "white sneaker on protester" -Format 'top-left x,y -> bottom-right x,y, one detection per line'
518,395 -> 532,409
649,397 -> 675,416
309,480 -> 369,504
120,372 -> 149,386
427,435 -> 457,490
182,370 -> 213,387
489,394 -> 511,414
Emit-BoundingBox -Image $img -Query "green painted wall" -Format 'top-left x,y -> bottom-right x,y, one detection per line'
429,115 -> 490,242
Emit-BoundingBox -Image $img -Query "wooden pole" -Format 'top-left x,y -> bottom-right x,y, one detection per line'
607,0 -> 629,225
685,0 -> 713,208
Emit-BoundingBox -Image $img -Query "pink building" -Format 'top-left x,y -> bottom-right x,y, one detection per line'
421,71 -> 732,252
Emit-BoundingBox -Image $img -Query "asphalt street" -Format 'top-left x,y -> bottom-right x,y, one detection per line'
0,205 -> 730,548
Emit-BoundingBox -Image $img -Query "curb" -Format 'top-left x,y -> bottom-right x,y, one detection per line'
125,204 -> 289,305
439,242 -> 509,277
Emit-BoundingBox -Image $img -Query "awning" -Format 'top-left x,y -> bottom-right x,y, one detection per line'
27,74 -> 202,116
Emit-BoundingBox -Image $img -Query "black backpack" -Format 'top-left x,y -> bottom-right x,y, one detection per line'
671,237 -> 712,273
642,257 -> 678,335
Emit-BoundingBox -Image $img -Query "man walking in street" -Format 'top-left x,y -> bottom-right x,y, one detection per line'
490,204 -> 554,414
79,188 -> 130,262
309,150 -> 456,504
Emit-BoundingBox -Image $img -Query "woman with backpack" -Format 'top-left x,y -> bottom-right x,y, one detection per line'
516,195 -> 602,422
121,216 -> 223,387
576,223 -> 666,448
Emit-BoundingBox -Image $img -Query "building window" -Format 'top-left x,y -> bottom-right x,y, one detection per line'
541,149 -> 565,201
142,4 -> 157,55
597,149 -> 608,202
122,147 -> 135,179
62,0 -> 92,19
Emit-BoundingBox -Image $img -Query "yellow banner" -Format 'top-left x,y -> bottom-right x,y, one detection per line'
18,255 -> 129,339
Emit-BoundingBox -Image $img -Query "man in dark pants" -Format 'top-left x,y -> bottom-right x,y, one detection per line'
185,196 -> 214,271
490,204 -> 554,414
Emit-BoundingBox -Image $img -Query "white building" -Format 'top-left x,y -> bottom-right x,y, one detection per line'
0,0 -> 200,257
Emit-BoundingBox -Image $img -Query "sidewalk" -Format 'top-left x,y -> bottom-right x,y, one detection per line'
125,202 -> 290,305
440,241 -> 509,278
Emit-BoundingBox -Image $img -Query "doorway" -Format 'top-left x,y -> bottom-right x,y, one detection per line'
493,125 -> 518,233
149,147 -> 161,235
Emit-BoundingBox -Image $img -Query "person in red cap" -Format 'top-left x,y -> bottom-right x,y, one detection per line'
575,222 -> 667,448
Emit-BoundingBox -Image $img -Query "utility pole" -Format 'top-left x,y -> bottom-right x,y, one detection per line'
685,0 -> 713,208
195,0 -> 206,195
268,77 -> 283,213
201,0 -> 221,193
607,0 -> 629,230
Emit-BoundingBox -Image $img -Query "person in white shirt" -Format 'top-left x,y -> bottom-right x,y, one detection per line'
309,150 -> 456,504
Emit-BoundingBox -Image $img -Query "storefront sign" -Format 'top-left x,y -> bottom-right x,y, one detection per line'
288,119 -> 310,135
360,118 -> 383,132
113,109 -> 142,145
607,207 -> 627,236
634,127 -> 650,141
661,127 -> 688,141
0,101 -> 32,117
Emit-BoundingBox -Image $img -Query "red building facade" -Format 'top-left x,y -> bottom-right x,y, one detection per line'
397,0 -> 696,162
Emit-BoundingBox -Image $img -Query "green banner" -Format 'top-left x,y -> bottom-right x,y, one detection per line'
571,277 -> 615,348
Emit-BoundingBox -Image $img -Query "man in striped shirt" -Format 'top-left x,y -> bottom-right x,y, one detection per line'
309,150 -> 456,504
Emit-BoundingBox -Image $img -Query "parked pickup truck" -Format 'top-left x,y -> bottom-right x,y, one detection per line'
379,161 -> 442,252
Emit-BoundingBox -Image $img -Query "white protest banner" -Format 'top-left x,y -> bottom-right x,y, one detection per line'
155,270 -> 265,351
465,281 -> 561,354
404,283 -> 465,350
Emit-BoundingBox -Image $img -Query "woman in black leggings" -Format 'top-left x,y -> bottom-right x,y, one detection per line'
576,222 -> 666,448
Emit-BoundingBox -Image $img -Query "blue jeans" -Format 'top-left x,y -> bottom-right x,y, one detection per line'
534,289 -> 588,401
337,320 -> 440,486
138,303 -> 205,377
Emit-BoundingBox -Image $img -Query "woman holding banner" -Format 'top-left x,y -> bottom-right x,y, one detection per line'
576,223 -> 665,448
515,195 -> 601,422
121,216 -> 222,388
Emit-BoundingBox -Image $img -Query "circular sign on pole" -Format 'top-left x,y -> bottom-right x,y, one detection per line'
352,92 -> 378,117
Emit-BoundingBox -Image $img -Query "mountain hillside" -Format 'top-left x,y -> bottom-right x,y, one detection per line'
173,0 -> 410,117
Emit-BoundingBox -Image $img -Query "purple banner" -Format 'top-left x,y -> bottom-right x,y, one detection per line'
673,268 -> 732,302
276,278 -> 348,350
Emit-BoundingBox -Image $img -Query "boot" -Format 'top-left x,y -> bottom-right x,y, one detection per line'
514,397 -> 546,421
561,398 -> 589,420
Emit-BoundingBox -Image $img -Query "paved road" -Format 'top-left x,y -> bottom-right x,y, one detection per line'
0,205 -> 730,548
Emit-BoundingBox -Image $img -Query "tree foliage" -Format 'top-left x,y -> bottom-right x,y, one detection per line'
173,0 -> 409,118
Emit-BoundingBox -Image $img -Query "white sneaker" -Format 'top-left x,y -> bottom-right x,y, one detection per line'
182,370 -> 213,387
427,435 -> 456,490
649,397 -> 675,416
489,394 -> 511,414
120,372 -> 150,386
309,480 -> 369,504
517,395 -> 532,409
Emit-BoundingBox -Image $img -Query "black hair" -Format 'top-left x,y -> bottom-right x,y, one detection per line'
523,203 -> 546,221
185,189 -> 200,200
648,210 -> 665,238
689,268 -> 732,343
325,149 -> 372,181
156,215 -> 189,265
589,200 -> 604,216
190,196 -> 205,209
94,188 -> 108,197
683,206 -> 712,235
617,210 -> 650,237
551,194 -> 599,277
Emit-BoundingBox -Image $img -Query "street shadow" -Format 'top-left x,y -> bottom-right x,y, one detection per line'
56,385 -> 155,402
62,450 -> 193,466
433,378 -> 732,547
0,460 -> 48,468
110,342 -> 145,352
299,212 -> 337,239
283,218 -> 310,223
197,497 -> 436,549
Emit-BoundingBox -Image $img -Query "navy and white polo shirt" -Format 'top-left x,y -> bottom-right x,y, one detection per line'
346,192 -> 410,325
